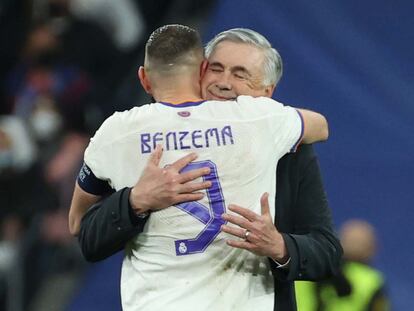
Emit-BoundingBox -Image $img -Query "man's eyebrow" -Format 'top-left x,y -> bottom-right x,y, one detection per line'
209,62 -> 224,68
231,66 -> 251,77
209,62 -> 251,77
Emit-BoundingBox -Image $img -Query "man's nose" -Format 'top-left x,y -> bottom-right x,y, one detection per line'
216,82 -> 231,91
215,74 -> 232,90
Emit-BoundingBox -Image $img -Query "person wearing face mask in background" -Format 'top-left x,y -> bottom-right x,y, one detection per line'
29,99 -> 63,143
6,21 -> 93,187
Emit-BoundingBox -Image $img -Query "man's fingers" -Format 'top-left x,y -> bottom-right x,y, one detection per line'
221,212 -> 252,231
171,152 -> 198,171
227,204 -> 259,222
180,180 -> 211,193
260,192 -> 271,217
149,144 -> 163,166
221,224 -> 246,239
178,167 -> 211,183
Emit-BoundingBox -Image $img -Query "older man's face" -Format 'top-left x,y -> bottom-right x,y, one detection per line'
201,41 -> 274,100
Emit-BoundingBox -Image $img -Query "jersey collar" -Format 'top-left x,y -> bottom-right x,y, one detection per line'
158,100 -> 206,108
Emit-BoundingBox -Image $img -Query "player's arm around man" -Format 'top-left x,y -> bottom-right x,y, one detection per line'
70,145 -> 212,261
68,145 -> 211,236
296,108 -> 329,143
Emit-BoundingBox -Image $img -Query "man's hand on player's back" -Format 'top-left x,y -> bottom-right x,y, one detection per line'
129,145 -> 212,216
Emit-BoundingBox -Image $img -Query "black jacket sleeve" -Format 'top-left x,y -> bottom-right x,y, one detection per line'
270,144 -> 343,282
78,187 -> 149,262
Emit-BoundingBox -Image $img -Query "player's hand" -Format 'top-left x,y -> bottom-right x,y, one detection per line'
129,145 -> 212,214
221,193 -> 289,263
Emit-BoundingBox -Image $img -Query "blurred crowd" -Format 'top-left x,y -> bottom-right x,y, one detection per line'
0,0 -> 215,310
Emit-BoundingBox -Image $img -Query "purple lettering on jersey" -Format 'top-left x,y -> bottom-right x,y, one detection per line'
153,132 -> 163,150
179,131 -> 191,149
192,130 -> 203,148
166,132 -> 178,151
139,126 -> 234,154
174,160 -> 226,256
221,126 -> 234,145
141,133 -> 151,154
205,128 -> 220,147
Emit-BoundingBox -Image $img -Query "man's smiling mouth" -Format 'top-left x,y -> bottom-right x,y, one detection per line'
208,90 -> 236,100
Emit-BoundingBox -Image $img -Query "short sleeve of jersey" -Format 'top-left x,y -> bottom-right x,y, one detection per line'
238,96 -> 303,154
274,106 -> 304,153
82,112 -> 124,192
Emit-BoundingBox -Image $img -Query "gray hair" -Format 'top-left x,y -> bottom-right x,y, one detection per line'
205,28 -> 283,86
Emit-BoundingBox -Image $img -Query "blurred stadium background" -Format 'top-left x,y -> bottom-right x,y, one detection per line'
0,0 -> 412,310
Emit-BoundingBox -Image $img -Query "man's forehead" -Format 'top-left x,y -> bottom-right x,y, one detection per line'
207,41 -> 264,70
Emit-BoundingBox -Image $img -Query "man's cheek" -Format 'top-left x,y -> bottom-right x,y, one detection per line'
203,93 -> 215,100
200,86 -> 209,99
230,86 -> 242,97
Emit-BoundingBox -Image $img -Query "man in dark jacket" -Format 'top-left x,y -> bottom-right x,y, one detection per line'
74,28 -> 342,311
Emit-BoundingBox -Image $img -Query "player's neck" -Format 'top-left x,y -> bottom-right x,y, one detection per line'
153,81 -> 203,105
156,94 -> 203,105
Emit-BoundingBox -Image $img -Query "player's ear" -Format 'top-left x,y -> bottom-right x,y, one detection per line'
138,66 -> 152,95
200,60 -> 209,80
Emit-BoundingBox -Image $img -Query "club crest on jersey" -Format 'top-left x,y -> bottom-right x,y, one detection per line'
178,111 -> 191,117
178,242 -> 188,254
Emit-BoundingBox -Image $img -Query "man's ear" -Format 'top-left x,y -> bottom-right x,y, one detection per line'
264,84 -> 276,98
199,60 -> 209,81
138,66 -> 152,94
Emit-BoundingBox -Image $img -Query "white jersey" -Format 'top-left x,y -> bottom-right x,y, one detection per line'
84,95 -> 303,311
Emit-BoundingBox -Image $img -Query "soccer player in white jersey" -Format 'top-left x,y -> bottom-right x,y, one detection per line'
69,24 -> 328,311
